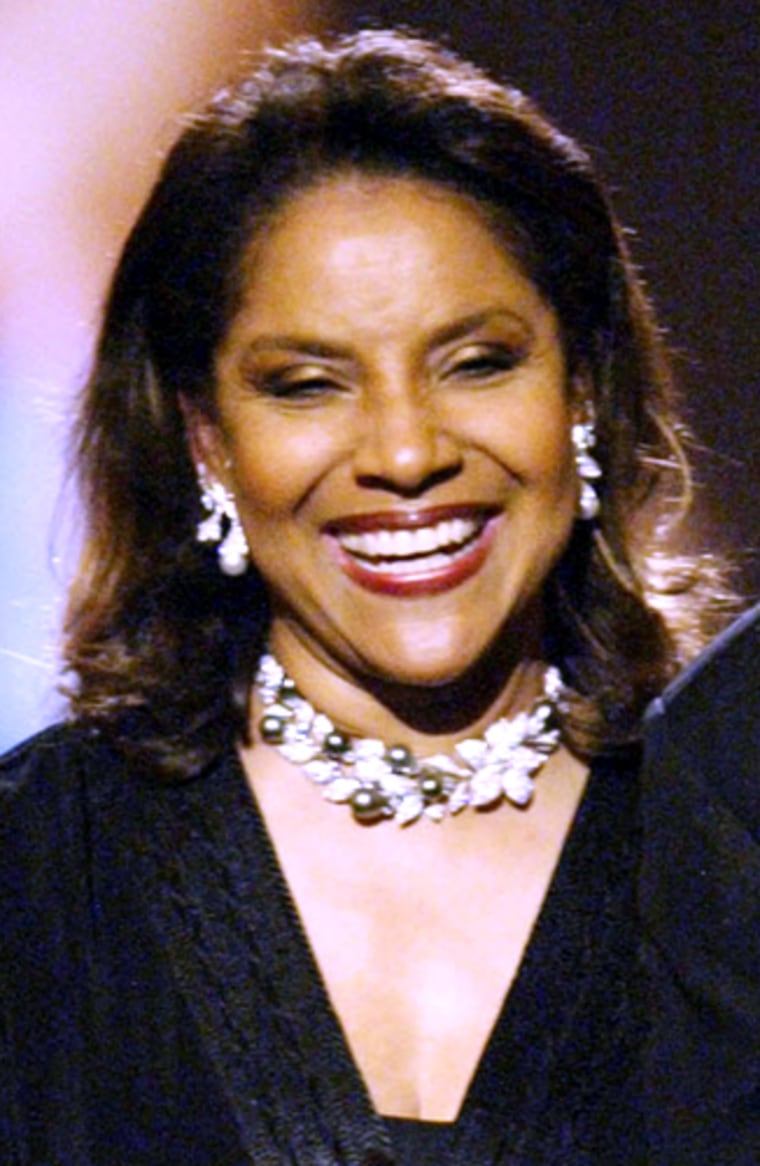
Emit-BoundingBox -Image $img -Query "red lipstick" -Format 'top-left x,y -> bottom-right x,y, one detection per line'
325,506 -> 498,597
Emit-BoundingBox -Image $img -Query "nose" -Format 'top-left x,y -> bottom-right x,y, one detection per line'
352,386 -> 463,495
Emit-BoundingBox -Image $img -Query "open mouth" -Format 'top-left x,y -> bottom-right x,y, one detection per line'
325,508 -> 497,595
337,516 -> 484,574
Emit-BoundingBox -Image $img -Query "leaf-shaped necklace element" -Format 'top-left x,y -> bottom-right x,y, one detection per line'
254,652 -> 565,826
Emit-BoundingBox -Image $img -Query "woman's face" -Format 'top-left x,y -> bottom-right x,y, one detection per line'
197,174 -> 583,690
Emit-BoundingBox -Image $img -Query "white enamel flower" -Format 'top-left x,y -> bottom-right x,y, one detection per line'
303,759 -> 342,785
280,740 -> 319,765
469,767 -> 504,808
323,777 -> 361,803
502,770 -> 535,806
396,795 -> 425,826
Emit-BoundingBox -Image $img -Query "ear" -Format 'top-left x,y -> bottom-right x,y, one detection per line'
179,395 -> 231,487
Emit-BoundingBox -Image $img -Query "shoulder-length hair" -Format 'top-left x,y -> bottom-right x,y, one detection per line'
63,29 -> 729,777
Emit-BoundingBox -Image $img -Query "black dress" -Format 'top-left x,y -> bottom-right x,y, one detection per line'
0,727 -> 643,1164
2,604 -> 759,1166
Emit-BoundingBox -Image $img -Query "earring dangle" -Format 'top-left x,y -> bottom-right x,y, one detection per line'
195,463 -> 250,576
572,421 -> 602,520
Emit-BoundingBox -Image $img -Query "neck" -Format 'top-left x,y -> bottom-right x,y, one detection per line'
251,641 -> 563,826
263,608 -> 549,757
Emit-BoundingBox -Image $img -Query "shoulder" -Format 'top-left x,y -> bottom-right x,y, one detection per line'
0,722 -> 138,901
1,721 -> 88,805
644,602 -> 760,833
0,720 -> 123,812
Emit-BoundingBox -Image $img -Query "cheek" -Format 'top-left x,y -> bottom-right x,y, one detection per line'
541,429 -> 577,490
476,399 -> 575,490
226,416 -> 342,518
524,391 -> 575,482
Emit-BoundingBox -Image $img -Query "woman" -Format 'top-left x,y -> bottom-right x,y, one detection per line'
0,29 -> 739,1164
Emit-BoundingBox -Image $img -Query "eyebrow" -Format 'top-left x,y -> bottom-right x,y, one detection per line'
427,308 -> 534,349
243,336 -> 354,360
240,307 -> 534,360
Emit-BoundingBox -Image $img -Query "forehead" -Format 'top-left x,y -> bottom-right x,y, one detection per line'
229,173 -> 546,323
258,169 -> 498,229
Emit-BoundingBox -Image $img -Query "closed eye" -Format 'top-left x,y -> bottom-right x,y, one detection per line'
251,367 -> 344,401
444,345 -> 525,381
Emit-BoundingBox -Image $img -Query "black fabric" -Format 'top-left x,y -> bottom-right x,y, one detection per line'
384,1117 -> 453,1162
1,603 -> 758,1165
0,729 -> 642,1164
640,602 -> 760,1165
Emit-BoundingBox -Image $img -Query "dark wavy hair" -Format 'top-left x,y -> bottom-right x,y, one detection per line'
63,29 -> 730,777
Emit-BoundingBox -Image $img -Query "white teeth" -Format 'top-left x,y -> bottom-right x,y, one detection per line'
356,550 -> 457,576
395,529 -> 414,556
336,516 -> 481,562
417,526 -> 437,553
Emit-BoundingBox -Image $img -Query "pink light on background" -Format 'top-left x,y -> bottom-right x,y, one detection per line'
0,0 -> 326,750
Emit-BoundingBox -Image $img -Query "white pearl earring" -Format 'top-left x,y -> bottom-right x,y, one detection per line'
195,463 -> 250,576
572,420 -> 602,520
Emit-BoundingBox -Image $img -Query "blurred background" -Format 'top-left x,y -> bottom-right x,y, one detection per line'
1,0 -> 757,751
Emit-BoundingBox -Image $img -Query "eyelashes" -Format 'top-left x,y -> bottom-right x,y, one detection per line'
241,359 -> 349,402
254,371 -> 340,399
443,345 -> 526,380
244,343 -> 528,402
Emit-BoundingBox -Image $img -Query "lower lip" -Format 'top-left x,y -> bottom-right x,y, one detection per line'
329,519 -> 497,597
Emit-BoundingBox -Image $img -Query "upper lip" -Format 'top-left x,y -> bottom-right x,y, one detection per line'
323,503 -> 499,535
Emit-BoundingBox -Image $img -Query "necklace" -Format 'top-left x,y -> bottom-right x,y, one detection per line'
254,651 -> 565,826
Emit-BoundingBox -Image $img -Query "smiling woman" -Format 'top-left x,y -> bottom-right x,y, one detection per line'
0,28 -> 747,1166
192,175 -> 579,701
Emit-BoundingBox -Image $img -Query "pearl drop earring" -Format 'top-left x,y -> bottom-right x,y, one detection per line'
572,420 -> 602,520
195,463 -> 250,576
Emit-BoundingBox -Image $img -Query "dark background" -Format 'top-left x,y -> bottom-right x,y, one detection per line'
331,0 -> 759,593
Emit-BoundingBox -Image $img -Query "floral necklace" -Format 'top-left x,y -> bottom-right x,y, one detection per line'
254,651 -> 565,826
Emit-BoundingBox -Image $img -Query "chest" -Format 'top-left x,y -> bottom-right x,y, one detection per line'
262,792 -> 583,1120
305,881 -> 547,1118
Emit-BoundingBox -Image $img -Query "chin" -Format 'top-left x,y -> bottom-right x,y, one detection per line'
359,641 -> 488,691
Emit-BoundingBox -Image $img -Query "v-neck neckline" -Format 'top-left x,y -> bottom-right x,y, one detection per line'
131,746 -> 639,1163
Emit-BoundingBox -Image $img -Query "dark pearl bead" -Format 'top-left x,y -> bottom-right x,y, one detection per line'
351,787 -> 388,822
324,730 -> 350,757
387,744 -> 414,773
420,772 -> 444,800
279,677 -> 298,699
260,714 -> 286,743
